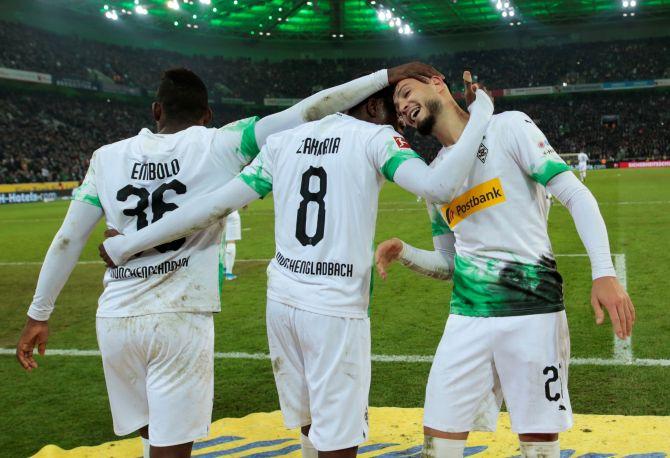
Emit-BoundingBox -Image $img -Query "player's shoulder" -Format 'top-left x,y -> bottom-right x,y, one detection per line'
92,131 -> 141,162
490,110 -> 534,129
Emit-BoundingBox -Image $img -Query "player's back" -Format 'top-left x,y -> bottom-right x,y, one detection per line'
75,123 -> 256,317
256,113 -> 396,318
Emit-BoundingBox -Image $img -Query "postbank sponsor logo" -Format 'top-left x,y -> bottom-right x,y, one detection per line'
441,177 -> 506,228
34,408 -> 670,457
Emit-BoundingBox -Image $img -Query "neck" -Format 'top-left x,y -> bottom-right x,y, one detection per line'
432,100 -> 469,147
157,121 -> 198,134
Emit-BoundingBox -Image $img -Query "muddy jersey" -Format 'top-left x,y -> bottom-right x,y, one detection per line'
73,118 -> 259,317
426,111 -> 571,317
239,113 -> 420,318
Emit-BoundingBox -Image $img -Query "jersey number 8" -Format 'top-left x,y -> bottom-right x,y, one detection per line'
296,166 -> 327,247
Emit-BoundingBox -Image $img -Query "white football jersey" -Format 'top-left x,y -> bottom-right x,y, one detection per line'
578,152 -> 589,165
426,111 -> 571,317
239,113 -> 419,318
73,118 -> 260,317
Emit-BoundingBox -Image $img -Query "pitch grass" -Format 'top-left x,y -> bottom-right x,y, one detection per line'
1,168 -> 669,456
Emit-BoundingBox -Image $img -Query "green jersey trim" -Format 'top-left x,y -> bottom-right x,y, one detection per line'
72,190 -> 102,208
238,172 -> 272,198
381,148 -> 421,182
429,205 -> 452,237
530,160 -> 571,186
450,253 -> 564,317
240,116 -> 261,161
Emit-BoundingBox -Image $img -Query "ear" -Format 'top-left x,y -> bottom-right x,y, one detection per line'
431,75 -> 448,93
366,97 -> 378,119
202,106 -> 213,126
151,102 -> 162,122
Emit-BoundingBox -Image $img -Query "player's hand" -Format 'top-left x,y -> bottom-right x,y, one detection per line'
16,317 -> 49,371
591,276 -> 635,339
463,71 -> 494,109
375,238 -> 404,280
388,62 -> 444,85
98,229 -> 121,268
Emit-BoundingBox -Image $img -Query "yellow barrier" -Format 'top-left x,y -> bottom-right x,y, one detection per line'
0,181 -> 79,193
33,407 -> 670,457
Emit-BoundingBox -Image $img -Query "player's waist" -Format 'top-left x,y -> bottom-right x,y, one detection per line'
450,252 -> 564,317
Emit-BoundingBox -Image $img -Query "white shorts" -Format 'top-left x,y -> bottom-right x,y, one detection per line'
424,311 -> 572,434
96,312 -> 214,447
266,299 -> 371,452
578,164 -> 587,172
225,211 -> 242,241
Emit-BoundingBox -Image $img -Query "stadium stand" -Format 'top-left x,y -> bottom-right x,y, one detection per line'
1,87 -> 667,184
0,21 -> 668,183
1,20 -> 669,101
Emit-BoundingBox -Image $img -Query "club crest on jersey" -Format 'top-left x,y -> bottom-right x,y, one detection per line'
441,177 -> 506,228
477,143 -> 488,164
393,136 -> 411,149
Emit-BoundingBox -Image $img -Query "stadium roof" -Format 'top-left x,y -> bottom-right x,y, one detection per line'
57,0 -> 670,40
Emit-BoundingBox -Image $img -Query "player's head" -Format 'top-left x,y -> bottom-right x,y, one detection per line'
393,76 -> 455,136
153,68 -> 212,130
346,86 -> 400,130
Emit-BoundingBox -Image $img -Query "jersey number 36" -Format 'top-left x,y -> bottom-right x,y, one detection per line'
116,179 -> 187,253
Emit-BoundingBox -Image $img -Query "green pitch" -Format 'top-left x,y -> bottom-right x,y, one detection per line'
1,168 -> 669,456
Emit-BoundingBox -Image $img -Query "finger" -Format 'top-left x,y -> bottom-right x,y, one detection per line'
38,340 -> 47,356
104,229 -> 120,238
416,75 -> 430,84
591,296 -> 604,324
622,299 -> 633,337
607,303 -> 624,339
463,70 -> 473,86
16,347 -> 30,370
617,299 -> 631,338
627,296 -> 636,324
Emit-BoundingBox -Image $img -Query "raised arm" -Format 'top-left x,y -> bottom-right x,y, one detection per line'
392,89 -> 493,203
254,62 -> 444,147
17,201 -> 103,370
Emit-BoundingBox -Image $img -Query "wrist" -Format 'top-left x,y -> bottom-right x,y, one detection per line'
592,267 -> 617,281
27,309 -> 50,323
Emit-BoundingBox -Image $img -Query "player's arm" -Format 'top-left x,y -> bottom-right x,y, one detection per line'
253,62 -> 444,148
100,147 -> 274,267
376,203 -> 455,281
547,172 -> 634,339
389,88 -> 494,203
16,200 -> 103,371
507,113 -> 634,339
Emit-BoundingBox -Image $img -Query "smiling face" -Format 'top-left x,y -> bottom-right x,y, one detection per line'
393,77 -> 445,135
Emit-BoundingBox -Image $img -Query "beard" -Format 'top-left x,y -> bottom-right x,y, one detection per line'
416,98 -> 442,136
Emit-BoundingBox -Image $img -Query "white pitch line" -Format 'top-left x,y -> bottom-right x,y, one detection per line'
613,253 -> 633,363
2,348 -> 669,367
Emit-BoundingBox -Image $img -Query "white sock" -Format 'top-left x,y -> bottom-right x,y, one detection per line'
141,437 -> 150,458
519,440 -> 560,458
225,242 -> 236,275
423,436 -> 466,458
300,433 -> 318,458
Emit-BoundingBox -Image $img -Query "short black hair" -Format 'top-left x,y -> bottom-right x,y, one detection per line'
350,85 -> 395,116
156,68 -> 208,123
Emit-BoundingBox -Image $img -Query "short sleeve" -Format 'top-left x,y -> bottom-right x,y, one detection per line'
505,112 -> 570,186
72,152 -> 102,208
212,116 -> 261,170
368,127 -> 422,182
238,143 -> 273,198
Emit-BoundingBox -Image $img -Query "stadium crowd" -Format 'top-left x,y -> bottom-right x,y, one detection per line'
1,86 -> 667,184
1,20 -> 669,102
